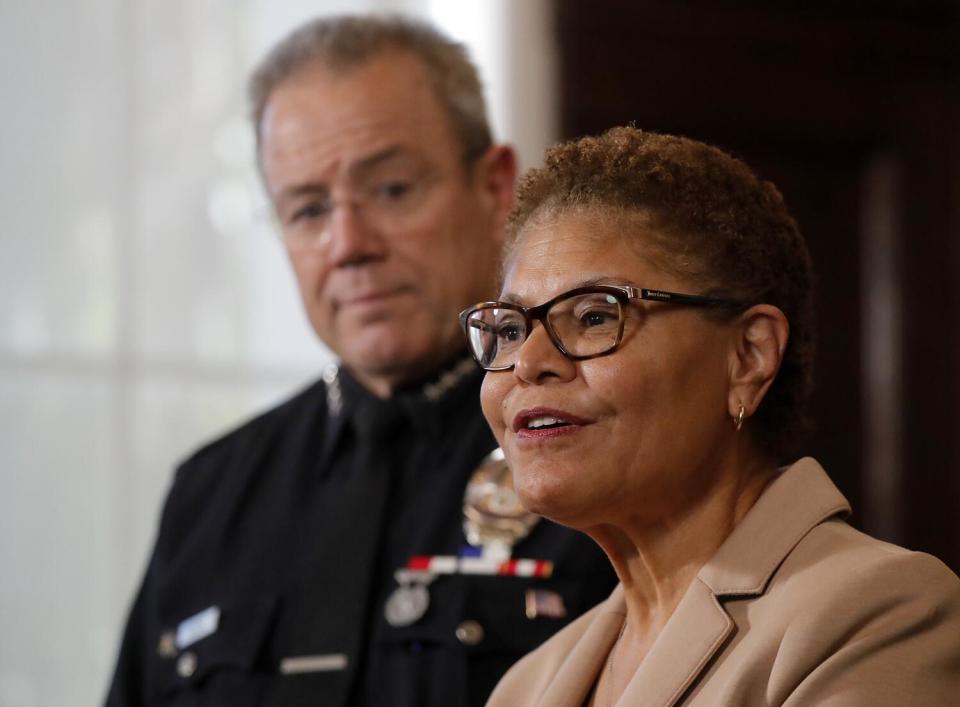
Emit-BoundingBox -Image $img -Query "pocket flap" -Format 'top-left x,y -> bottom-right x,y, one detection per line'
155,594 -> 279,694
378,575 -> 582,655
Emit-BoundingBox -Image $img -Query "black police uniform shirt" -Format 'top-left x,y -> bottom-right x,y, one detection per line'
104,358 -> 617,707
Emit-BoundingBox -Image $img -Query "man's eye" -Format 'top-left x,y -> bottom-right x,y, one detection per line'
290,202 -> 332,223
374,180 -> 414,201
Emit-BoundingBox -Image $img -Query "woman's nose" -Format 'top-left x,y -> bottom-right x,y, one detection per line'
512,322 -> 577,384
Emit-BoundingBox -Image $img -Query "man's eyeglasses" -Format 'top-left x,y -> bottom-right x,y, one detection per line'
459,284 -> 743,371
277,170 -> 440,251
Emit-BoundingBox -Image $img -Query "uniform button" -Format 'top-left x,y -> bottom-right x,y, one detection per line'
177,651 -> 198,678
455,620 -> 484,646
156,631 -> 177,658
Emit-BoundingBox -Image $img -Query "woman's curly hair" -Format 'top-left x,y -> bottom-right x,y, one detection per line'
506,127 -> 815,463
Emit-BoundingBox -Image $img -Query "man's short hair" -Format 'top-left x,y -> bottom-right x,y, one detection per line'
249,14 -> 493,164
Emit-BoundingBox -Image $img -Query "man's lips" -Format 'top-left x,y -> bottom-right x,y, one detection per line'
337,287 -> 409,307
511,407 -> 592,438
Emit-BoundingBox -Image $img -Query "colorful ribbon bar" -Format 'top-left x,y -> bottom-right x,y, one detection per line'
407,555 -> 553,578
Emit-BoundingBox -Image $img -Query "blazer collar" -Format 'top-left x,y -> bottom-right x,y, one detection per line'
615,457 -> 850,707
697,457 -> 850,598
537,586 -> 627,707
535,584 -> 736,707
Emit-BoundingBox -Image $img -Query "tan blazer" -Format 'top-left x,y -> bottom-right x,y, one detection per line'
486,458 -> 960,706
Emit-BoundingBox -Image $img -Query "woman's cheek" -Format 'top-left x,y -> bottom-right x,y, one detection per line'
480,372 -> 510,443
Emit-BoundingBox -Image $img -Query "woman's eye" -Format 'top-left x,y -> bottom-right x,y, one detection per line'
496,323 -> 523,342
579,309 -> 618,327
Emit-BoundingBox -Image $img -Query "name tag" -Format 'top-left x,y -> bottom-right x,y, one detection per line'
280,654 -> 349,674
176,606 -> 221,649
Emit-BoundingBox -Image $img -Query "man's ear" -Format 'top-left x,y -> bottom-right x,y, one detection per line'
727,304 -> 790,421
473,144 -> 517,244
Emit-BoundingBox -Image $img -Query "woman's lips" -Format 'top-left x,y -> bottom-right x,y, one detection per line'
512,407 -> 592,439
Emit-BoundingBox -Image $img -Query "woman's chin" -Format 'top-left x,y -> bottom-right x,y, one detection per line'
514,471 -> 594,528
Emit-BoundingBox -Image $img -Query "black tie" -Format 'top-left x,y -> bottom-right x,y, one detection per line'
274,395 -> 406,706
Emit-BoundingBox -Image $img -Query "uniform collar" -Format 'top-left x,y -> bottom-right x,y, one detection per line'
325,356 -> 484,439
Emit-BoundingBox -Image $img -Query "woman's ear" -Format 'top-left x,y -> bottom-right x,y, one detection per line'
727,304 -> 790,422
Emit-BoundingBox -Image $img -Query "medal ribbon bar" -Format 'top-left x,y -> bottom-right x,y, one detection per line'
407,555 -> 553,578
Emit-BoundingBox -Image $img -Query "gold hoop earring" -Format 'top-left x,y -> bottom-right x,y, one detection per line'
735,405 -> 745,432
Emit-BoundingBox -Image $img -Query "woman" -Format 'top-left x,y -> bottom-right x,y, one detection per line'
460,128 -> 960,706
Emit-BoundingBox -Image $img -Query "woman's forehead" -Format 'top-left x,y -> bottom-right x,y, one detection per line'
500,213 -> 678,303
511,206 -> 693,277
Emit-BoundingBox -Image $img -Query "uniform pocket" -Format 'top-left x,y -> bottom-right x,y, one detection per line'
378,574 -> 582,654
152,594 -> 280,705
460,575 -> 581,655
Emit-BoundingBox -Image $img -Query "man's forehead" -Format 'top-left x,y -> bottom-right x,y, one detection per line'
274,144 -> 427,200
260,52 -> 460,193
271,50 -> 440,122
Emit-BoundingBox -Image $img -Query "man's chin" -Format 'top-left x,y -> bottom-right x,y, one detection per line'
340,336 -> 468,391
339,334 -> 431,382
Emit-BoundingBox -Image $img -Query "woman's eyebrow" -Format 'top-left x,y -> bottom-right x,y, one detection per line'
497,276 -> 634,305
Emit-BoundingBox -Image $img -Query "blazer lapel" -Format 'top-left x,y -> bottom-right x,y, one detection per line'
617,458 -> 850,706
699,457 -> 850,597
537,587 -> 629,707
618,579 -> 733,707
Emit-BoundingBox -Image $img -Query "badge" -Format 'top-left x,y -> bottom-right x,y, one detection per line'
463,448 -> 539,558
384,448 -> 548,630
175,605 -> 220,650
384,570 -> 435,627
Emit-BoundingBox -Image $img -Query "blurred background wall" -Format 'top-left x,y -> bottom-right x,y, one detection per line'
0,1 -> 556,704
1,1 -> 958,705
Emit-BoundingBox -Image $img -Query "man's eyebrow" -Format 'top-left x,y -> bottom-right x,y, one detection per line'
348,145 -> 407,177
276,146 -> 409,202
278,183 -> 326,201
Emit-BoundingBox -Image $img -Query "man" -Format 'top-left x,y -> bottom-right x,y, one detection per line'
105,15 -> 616,707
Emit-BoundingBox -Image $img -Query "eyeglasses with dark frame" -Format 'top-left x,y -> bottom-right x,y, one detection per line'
459,284 -> 744,371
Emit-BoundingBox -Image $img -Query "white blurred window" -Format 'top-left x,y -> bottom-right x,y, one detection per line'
0,1 -> 554,704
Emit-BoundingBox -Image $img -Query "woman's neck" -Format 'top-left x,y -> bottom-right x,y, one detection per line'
584,452 -> 777,699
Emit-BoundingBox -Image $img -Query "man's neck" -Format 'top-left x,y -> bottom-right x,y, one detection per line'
344,351 -> 475,400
